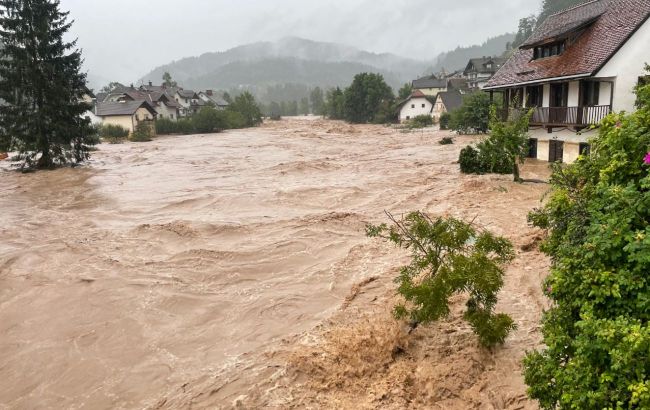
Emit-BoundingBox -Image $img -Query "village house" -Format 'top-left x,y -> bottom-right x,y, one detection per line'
397,90 -> 437,123
411,75 -> 448,96
174,89 -> 205,117
484,0 -> 650,163
463,56 -> 506,90
432,90 -> 464,121
95,100 -> 158,134
198,90 -> 229,109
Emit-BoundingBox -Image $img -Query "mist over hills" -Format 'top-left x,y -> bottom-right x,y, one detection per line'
136,35 -> 514,102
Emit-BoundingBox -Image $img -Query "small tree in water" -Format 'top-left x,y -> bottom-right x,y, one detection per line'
0,0 -> 97,169
367,211 -> 517,348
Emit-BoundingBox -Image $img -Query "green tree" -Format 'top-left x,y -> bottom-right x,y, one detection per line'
367,211 -> 516,348
100,81 -> 125,93
287,100 -> 298,116
162,71 -> 177,88
398,82 -> 413,100
511,16 -> 537,49
228,91 -> 262,127
324,87 -> 345,120
299,97 -> 309,115
343,72 -> 394,124
0,0 -> 97,169
524,68 -> 650,409
268,101 -> 282,120
310,87 -> 325,115
192,106 -> 228,133
450,92 -> 493,134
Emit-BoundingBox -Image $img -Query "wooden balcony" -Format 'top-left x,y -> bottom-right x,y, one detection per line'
528,105 -> 611,127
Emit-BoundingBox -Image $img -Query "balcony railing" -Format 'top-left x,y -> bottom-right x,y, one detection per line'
528,105 -> 611,126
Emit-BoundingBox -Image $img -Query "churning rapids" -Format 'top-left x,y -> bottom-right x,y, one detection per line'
0,118 -> 551,409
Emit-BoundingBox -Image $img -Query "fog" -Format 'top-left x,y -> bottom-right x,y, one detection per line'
59,0 -> 540,85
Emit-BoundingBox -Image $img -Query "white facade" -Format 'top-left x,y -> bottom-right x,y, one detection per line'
399,97 -> 434,123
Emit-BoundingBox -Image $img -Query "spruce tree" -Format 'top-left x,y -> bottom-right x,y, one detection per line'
0,0 -> 96,169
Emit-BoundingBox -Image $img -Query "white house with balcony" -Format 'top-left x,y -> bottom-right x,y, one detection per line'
484,0 -> 650,163
463,57 -> 506,90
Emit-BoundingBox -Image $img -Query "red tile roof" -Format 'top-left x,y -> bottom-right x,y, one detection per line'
485,0 -> 650,89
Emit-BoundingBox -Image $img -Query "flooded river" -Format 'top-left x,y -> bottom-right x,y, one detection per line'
0,118 -> 550,409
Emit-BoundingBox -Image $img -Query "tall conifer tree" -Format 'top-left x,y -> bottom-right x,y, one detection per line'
0,0 -> 96,169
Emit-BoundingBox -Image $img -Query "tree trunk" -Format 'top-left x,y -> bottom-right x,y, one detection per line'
513,160 -> 523,183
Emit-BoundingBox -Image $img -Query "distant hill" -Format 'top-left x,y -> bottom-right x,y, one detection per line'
428,33 -> 516,74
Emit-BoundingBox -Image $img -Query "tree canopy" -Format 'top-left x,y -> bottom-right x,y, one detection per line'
342,73 -> 394,124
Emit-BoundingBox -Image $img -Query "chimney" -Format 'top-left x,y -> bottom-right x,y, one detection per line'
206,90 -> 213,96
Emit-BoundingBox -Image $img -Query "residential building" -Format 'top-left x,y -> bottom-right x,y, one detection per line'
95,100 -> 158,133
484,0 -> 650,163
198,90 -> 229,109
174,89 -> 205,117
432,90 -> 464,121
412,75 -> 448,96
463,56 -> 506,90
398,90 -> 436,122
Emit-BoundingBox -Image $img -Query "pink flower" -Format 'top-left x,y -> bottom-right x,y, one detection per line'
645,152 -> 650,165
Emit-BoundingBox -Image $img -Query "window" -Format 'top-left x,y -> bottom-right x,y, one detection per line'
422,104 -> 426,108
411,104 -> 415,108
579,142 -> 591,156
581,81 -> 600,106
526,85 -> 543,107
528,138 -> 538,158
533,41 -> 566,60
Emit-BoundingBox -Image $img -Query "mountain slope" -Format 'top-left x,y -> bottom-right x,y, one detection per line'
429,33 -> 515,73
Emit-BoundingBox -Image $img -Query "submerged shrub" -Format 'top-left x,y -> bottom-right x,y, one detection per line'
100,124 -> 129,144
439,112 -> 451,130
408,114 -> 434,129
439,136 -> 454,145
367,211 -> 516,348
129,122 -> 153,142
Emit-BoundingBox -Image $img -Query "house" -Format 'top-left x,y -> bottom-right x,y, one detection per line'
198,90 -> 229,109
95,100 -> 157,133
398,90 -> 436,122
103,84 -> 180,121
432,90 -> 464,121
174,89 -> 205,117
484,0 -> 650,163
412,75 -> 448,96
463,57 -> 506,90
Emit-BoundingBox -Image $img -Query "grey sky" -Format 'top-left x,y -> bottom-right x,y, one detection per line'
59,0 -> 540,86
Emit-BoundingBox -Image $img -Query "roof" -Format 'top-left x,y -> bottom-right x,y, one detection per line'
464,57 -> 506,75
485,0 -> 650,89
438,90 -> 464,112
447,77 -> 471,92
176,89 -> 198,98
396,90 -> 437,110
199,91 -> 229,106
96,100 -> 157,117
412,75 -> 447,89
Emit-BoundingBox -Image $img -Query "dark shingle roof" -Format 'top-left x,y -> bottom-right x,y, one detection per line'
96,100 -> 157,117
485,0 -> 650,89
438,90 -> 464,112
464,57 -> 507,75
177,89 -> 197,98
412,76 -> 447,89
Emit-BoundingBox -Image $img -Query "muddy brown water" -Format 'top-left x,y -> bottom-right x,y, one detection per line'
0,118 -> 550,409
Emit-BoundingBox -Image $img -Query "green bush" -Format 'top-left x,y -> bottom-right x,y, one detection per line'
408,114 -> 434,128
129,122 -> 152,142
459,145 -> 483,173
367,211 -> 516,348
439,136 -> 454,145
228,92 -> 262,127
100,124 -> 129,144
223,110 -> 247,129
449,92 -> 493,134
523,66 -> 650,409
155,118 -> 196,135
439,112 -> 451,130
192,106 -> 230,133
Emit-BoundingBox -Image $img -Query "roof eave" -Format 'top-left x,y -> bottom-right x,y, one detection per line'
483,72 -> 593,90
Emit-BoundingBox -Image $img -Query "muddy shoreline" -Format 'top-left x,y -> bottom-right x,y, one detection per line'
0,118 -> 549,409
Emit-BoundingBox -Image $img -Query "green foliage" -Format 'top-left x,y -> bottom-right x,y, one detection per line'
367,211 -> 516,348
537,0 -> 585,27
398,83 -> 413,100
523,68 -> 650,409
192,107 -> 229,133
439,112 -> 451,130
299,97 -> 310,115
449,92 -> 493,134
510,16 -> 537,50
228,91 -> 262,127
268,101 -> 282,120
343,73 -> 394,124
439,136 -> 454,145
408,115 -> 434,129
458,107 -> 531,181
129,122 -> 153,142
100,124 -> 129,144
100,81 -> 125,93
0,0 -> 97,169
324,87 -> 345,120
310,87 -> 325,115
162,71 -> 177,88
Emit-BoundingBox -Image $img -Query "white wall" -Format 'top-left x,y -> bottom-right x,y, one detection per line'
599,81 -> 613,106
568,81 -> 580,106
596,17 -> 650,112
399,97 -> 433,122
542,84 -> 551,107
102,115 -> 135,132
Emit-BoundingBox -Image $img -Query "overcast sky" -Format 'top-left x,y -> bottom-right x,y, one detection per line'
59,0 -> 541,86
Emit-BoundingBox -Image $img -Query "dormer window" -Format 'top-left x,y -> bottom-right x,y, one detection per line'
533,41 -> 566,60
